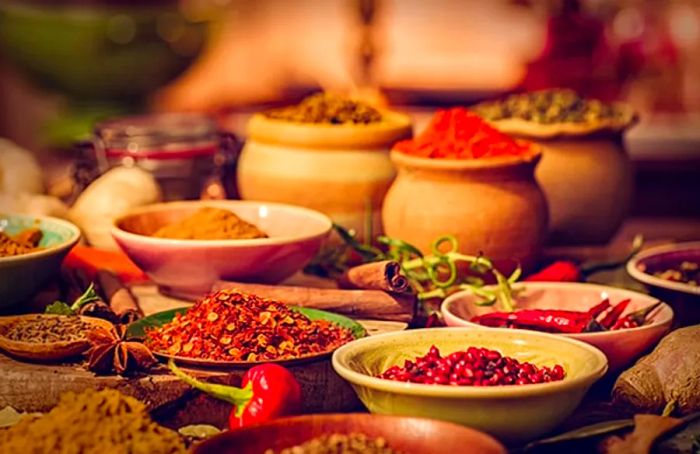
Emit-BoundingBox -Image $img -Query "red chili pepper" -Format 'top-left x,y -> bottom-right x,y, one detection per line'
587,298 -> 611,318
168,360 -> 302,429
471,309 -> 593,334
525,261 -> 581,282
600,299 -> 631,329
611,302 -> 662,330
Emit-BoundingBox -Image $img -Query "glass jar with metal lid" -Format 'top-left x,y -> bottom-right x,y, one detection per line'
90,113 -> 237,200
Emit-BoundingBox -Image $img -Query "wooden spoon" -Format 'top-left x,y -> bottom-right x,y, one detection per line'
0,314 -> 114,362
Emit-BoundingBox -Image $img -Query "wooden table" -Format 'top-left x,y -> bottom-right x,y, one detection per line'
0,217 -> 697,435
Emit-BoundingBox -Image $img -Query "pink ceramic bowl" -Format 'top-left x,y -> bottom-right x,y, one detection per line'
112,200 -> 332,299
441,282 -> 673,372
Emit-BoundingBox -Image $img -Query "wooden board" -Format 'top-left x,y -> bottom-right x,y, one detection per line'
0,352 -> 361,429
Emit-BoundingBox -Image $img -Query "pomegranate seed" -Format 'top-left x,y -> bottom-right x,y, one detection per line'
377,345 -> 566,387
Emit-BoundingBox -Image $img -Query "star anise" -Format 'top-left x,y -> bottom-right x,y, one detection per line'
86,324 -> 156,375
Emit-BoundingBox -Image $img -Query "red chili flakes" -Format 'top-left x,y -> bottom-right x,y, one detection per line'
144,290 -> 356,362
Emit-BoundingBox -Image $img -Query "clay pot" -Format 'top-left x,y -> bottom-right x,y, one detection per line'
530,133 -> 632,245
238,112 -> 412,238
382,150 -> 548,271
484,105 -> 637,245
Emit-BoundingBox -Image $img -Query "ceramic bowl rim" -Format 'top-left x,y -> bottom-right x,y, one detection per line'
111,200 -> 333,247
626,242 -> 700,296
0,213 -> 80,264
332,327 -> 608,399
194,412 -> 506,454
441,282 -> 674,339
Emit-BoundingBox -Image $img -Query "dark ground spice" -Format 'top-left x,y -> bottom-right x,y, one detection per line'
145,290 -> 355,362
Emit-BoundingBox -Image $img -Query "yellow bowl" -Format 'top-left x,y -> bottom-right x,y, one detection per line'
331,327 -> 607,443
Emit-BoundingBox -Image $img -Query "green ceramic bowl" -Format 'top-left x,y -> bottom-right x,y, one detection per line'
332,327 -> 607,443
0,214 -> 80,307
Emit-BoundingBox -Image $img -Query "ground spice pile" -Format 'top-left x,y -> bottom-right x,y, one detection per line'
0,227 -> 42,257
145,290 -> 355,362
3,315 -> 93,343
0,388 -> 187,454
267,433 -> 402,454
264,93 -> 382,124
393,107 -> 532,159
152,207 -> 267,240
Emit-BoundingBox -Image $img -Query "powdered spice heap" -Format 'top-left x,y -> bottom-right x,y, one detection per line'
145,290 -> 355,362
0,388 -> 186,454
393,107 -> 532,160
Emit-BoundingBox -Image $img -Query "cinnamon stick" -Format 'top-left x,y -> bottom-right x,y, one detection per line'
338,260 -> 411,293
97,270 -> 143,324
213,281 -> 415,323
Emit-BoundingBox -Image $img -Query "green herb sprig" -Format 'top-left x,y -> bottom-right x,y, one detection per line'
45,283 -> 100,315
307,224 -> 520,310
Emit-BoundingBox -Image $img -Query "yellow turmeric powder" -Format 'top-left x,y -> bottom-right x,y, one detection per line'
152,207 -> 268,240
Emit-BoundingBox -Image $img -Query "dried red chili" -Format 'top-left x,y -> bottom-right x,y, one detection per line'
144,290 -> 355,362
393,107 -> 533,160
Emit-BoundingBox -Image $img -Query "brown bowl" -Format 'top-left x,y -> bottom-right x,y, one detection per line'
193,413 -> 506,454
0,314 -> 114,361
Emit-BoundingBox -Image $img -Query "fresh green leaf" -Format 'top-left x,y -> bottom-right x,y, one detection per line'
45,301 -> 75,315
70,283 -> 100,312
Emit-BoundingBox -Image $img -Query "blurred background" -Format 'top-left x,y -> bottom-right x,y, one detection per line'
0,0 -> 698,217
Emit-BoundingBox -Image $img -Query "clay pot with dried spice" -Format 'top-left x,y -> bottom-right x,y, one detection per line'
237,94 -> 412,240
473,90 -> 638,245
382,150 -> 548,272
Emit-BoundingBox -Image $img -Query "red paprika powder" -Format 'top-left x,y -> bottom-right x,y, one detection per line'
393,107 -> 533,159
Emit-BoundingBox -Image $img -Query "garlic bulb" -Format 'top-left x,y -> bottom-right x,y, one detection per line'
0,139 -> 43,195
69,167 -> 161,250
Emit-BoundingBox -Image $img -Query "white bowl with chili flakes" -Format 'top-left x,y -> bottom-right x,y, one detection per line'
112,200 -> 332,299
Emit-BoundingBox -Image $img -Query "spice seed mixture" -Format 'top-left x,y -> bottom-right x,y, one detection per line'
145,290 -> 355,362
267,433 -> 402,454
3,316 -> 93,343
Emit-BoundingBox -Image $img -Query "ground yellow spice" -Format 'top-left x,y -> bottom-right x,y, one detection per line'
152,207 -> 267,240
0,388 -> 187,454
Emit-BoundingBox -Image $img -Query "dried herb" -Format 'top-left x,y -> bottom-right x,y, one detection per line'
145,290 -> 355,362
86,325 -> 156,375
264,93 -> 382,124
474,89 -> 626,124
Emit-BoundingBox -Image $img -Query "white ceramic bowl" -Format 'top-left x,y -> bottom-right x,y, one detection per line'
332,327 -> 607,443
442,282 -> 673,372
112,200 -> 331,299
